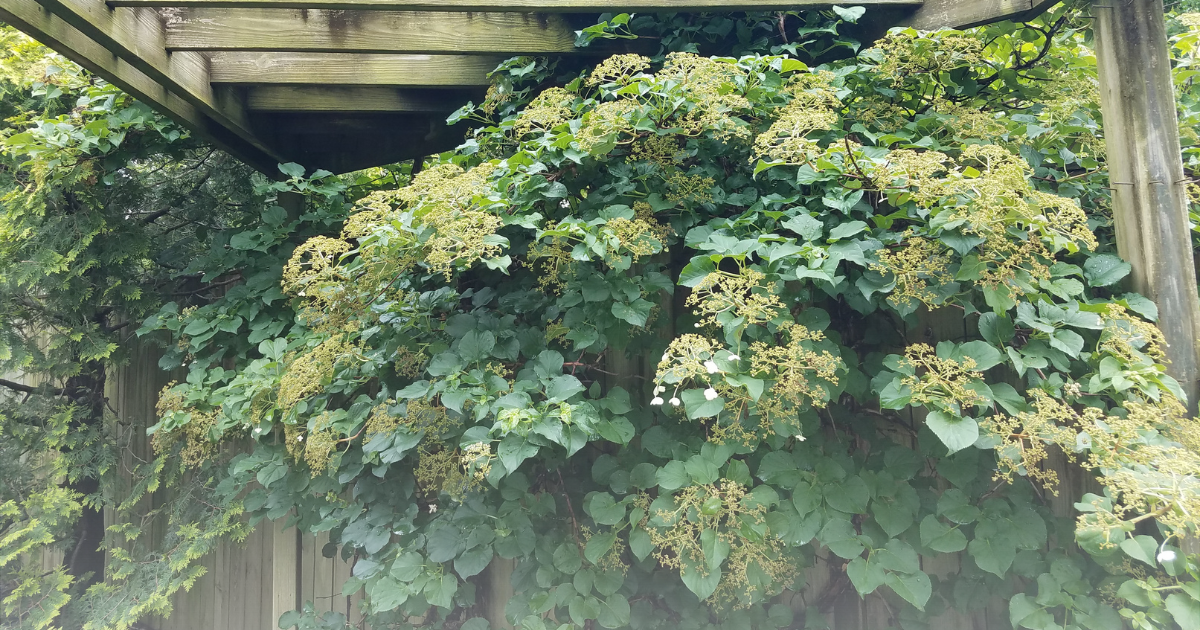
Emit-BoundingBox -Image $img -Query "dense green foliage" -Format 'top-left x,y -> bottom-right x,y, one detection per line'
4,4 -> 1200,630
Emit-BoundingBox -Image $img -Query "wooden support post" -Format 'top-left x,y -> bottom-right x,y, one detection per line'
1093,0 -> 1200,413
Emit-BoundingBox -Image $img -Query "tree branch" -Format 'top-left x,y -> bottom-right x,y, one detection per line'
0,378 -> 66,396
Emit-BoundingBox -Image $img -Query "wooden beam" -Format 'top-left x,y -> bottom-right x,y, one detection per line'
27,0 -> 281,161
164,8 -> 578,53
1093,0 -> 1200,412
245,86 -> 477,111
208,52 -> 498,85
902,0 -> 1056,30
0,0 -> 280,171
110,0 -> 922,11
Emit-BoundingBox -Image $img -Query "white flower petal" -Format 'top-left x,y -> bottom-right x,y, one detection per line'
1158,550 -> 1177,564
650,396 -> 664,406
669,397 -> 681,406
704,360 -> 720,374
729,354 -> 740,361
704,388 -> 719,401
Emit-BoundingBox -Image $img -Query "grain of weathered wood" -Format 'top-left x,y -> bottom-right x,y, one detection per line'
29,0 -> 282,159
164,8 -> 578,53
246,86 -> 474,112
112,0 -> 921,11
209,52 -> 498,85
1093,0 -> 1200,413
901,0 -> 1056,29
0,0 -> 284,171
272,515 -> 299,630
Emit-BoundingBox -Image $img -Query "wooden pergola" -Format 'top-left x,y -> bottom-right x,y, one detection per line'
0,0 -> 1059,172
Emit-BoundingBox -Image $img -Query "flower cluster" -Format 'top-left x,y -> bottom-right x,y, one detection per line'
686,268 -> 784,328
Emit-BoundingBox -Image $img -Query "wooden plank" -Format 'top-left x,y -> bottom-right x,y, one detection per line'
112,0 -> 922,11
313,531 -> 335,614
28,0 -> 283,161
0,0 -> 281,172
245,86 -> 473,112
164,8 -> 578,53
209,52 -> 498,85
1094,0 -> 1200,413
902,0 -> 1056,29
301,533 -> 316,612
272,515 -> 299,629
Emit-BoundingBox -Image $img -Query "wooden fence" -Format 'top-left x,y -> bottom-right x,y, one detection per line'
81,309 -> 1101,630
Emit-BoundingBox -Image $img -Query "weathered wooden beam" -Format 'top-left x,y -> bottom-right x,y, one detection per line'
1093,0 -> 1200,412
245,86 -> 477,111
111,0 -> 921,11
0,0 -> 281,171
164,8 -> 578,53
902,0 -> 1056,30
25,0 -> 281,161
208,52 -> 499,85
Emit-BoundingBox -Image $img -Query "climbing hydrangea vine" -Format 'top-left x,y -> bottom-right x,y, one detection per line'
143,7 -> 1200,630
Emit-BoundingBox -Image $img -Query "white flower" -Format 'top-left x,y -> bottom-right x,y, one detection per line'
795,433 -> 807,442
654,385 -> 666,394
296,435 -> 304,442
729,354 -> 740,361
1158,549 -> 1177,564
704,360 -> 720,374
650,396 -> 664,406
694,322 -> 702,328
560,199 -> 570,209
254,427 -> 264,434
669,397 -> 681,406
704,388 -> 719,401
429,504 -> 438,513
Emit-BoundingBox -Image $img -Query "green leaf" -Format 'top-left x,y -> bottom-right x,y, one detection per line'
1083,254 -> 1131,287
454,545 -> 493,578
1119,535 -> 1157,567
685,455 -> 720,485
828,220 -> 868,241
680,561 -> 721,600
1165,593 -> 1200,630
824,476 -> 869,514
969,534 -> 1016,578
872,500 -> 914,537
885,570 -> 931,611
546,374 -> 585,403
629,463 -> 658,489
553,542 -> 582,574
586,493 -> 626,526
368,576 -> 408,612
847,556 -> 885,596
681,388 -> 724,419
831,5 -> 866,22
597,594 -> 631,629
925,411 -> 979,454
657,461 -> 690,491
498,435 -> 539,473
458,330 -> 496,362
920,515 -> 967,553
424,573 -> 458,609
978,313 -> 1014,344
584,530 -> 618,565
629,527 -> 653,561
781,213 -> 823,241
1049,329 -> 1084,357
612,299 -> 653,326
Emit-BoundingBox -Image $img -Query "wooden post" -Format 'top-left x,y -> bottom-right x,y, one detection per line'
1093,0 -> 1200,413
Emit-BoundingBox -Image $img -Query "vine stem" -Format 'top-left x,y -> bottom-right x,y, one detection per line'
559,469 -> 585,550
